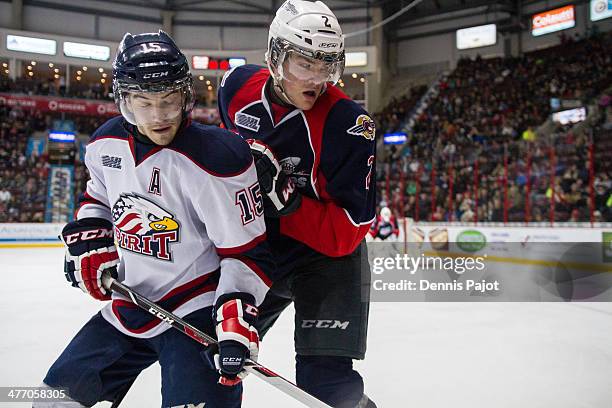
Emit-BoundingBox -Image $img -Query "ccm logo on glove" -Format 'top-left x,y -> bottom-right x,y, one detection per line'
222,357 -> 243,366
63,228 -> 114,244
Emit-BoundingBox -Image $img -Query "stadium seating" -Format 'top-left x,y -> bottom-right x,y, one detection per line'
0,32 -> 610,223
0,105 -> 49,222
376,32 -> 612,223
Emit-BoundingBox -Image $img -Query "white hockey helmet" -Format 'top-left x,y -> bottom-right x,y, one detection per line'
267,1 -> 345,97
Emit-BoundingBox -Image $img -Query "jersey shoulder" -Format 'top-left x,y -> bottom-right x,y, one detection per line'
90,116 -> 129,143
323,93 -> 375,146
221,64 -> 267,87
218,64 -> 269,128
171,121 -> 253,177
219,64 -> 268,102
325,85 -> 369,120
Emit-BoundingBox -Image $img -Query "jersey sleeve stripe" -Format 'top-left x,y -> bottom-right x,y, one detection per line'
215,233 -> 267,256
219,254 -> 273,288
75,191 -> 111,219
79,191 -> 109,209
158,268 -> 219,302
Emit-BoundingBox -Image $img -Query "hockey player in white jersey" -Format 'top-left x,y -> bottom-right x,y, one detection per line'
35,31 -> 274,407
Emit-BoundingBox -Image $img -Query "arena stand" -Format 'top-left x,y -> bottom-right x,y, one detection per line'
1,32 -> 611,226
0,76 -> 218,106
376,31 -> 612,225
0,105 -> 50,222
0,90 -> 219,223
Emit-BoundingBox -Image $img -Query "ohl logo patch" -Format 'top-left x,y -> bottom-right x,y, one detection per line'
347,114 -> 376,141
112,193 -> 180,261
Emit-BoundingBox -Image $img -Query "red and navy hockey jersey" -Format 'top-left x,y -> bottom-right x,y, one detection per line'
76,116 -> 274,337
217,65 -> 376,260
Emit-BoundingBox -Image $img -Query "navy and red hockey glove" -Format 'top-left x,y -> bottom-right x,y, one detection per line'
247,139 -> 301,217
60,218 -> 119,301
212,293 -> 260,386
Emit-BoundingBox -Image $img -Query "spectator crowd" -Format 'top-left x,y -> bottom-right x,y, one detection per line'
0,106 -> 49,222
0,75 -> 219,107
376,31 -> 612,223
0,31 -> 611,224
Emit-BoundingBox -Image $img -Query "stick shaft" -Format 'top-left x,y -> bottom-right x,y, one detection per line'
101,275 -> 332,408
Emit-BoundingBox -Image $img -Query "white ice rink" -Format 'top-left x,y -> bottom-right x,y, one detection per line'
1,247 -> 611,407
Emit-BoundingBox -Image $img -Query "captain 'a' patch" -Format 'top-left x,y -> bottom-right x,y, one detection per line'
149,167 -> 162,195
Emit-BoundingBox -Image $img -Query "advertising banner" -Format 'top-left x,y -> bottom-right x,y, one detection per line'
0,93 -> 219,123
590,0 -> 612,21
26,137 -> 46,157
532,5 -> 575,36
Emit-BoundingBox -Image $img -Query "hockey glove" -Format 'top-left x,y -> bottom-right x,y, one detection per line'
61,218 -> 119,301
247,139 -> 301,217
213,293 -> 259,386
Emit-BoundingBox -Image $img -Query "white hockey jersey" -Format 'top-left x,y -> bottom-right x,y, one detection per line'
77,116 -> 273,338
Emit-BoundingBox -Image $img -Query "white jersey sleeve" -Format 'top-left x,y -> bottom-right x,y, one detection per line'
195,161 -> 272,306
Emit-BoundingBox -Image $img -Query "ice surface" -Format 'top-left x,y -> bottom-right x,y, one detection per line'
1,247 -> 611,407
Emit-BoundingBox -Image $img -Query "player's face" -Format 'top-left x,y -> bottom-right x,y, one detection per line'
281,54 -> 327,110
128,90 -> 183,145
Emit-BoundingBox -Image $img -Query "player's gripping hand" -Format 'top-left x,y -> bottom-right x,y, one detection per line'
60,218 -> 119,301
213,293 -> 260,386
247,139 -> 301,217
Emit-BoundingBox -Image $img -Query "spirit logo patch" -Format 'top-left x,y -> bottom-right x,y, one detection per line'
112,193 -> 180,261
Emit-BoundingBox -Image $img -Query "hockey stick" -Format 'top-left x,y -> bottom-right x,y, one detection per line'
101,274 -> 332,408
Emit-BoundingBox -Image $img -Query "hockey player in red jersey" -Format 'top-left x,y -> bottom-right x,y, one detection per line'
35,31 -> 273,407
217,1 -> 377,406
369,207 -> 400,241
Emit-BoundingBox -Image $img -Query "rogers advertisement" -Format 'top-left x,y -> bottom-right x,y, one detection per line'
532,5 -> 576,36
0,93 -> 219,123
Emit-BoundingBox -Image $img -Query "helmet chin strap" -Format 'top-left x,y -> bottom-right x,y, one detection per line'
272,80 -> 296,107
265,55 -> 294,107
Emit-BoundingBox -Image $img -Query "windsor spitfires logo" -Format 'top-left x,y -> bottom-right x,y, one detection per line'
112,193 -> 180,261
347,114 -> 376,141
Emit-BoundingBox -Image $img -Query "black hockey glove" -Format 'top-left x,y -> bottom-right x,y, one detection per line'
247,139 -> 301,217
211,293 -> 259,386
60,218 -> 119,301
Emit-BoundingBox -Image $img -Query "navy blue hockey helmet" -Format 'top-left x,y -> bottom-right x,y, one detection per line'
112,30 -> 195,125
